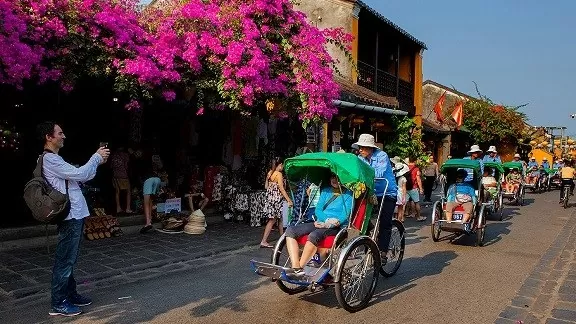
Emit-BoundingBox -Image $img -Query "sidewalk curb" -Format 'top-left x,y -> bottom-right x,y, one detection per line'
0,238 -> 263,312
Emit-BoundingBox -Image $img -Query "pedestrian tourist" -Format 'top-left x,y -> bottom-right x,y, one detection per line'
352,134 -> 397,262
394,163 -> 410,222
422,153 -> 439,202
406,157 -> 426,221
37,121 -> 109,317
110,146 -> 132,214
260,157 -> 292,248
140,157 -> 161,234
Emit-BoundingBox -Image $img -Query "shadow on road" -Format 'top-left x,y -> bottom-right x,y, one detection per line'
299,251 -> 457,310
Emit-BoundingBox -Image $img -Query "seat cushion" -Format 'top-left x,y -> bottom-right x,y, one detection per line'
296,234 -> 336,249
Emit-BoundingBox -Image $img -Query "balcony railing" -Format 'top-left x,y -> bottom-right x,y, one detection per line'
357,61 -> 414,114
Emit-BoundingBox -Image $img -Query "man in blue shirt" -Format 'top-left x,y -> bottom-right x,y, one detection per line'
482,146 -> 502,163
463,145 -> 484,182
352,134 -> 397,262
554,158 -> 564,169
541,157 -> 551,169
528,157 -> 538,169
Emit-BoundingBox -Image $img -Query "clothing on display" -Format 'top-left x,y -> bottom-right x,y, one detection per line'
249,190 -> 267,227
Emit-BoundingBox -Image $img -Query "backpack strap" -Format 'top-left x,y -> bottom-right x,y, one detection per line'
37,151 -> 69,195
322,194 -> 340,211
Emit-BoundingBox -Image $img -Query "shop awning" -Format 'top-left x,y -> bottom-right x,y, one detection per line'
335,77 -> 399,108
422,119 -> 450,134
334,77 -> 406,115
332,100 -> 407,116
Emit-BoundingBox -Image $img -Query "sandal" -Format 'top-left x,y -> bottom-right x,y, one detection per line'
416,216 -> 427,222
259,243 -> 274,248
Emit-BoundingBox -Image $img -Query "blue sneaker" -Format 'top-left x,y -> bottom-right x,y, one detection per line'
69,293 -> 92,306
49,299 -> 82,316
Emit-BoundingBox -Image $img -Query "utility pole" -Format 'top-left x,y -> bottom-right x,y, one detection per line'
538,126 -> 567,155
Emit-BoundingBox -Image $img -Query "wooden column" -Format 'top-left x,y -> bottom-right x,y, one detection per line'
373,32 -> 379,92
351,17 -> 359,83
413,50 -> 424,128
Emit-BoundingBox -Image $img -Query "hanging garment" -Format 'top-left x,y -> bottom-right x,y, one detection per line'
257,118 -> 268,146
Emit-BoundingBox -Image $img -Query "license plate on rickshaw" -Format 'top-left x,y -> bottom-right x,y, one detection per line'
453,213 -> 464,221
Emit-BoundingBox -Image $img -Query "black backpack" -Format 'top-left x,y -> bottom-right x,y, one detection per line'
23,152 -> 70,224
404,171 -> 414,190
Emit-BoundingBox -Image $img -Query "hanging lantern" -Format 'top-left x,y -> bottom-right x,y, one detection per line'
541,141 -> 549,146
529,140 -> 537,146
266,99 -> 275,112
568,139 -> 575,145
554,140 -> 561,145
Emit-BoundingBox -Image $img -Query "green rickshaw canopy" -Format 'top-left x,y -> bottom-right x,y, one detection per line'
545,168 -> 559,175
502,161 -> 524,171
284,152 -> 375,195
483,161 -> 505,175
440,159 -> 481,173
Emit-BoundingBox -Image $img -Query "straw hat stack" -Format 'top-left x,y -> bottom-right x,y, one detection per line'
184,209 -> 206,235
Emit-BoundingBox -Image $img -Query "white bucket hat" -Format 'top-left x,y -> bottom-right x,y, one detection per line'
390,156 -> 404,165
487,146 -> 497,153
351,134 -> 379,149
394,163 -> 410,177
467,144 -> 483,154
514,153 -> 521,158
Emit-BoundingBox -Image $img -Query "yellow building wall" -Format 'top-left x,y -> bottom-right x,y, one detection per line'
351,17 -> 359,83
529,149 -> 553,165
398,54 -> 411,82
413,51 -> 423,128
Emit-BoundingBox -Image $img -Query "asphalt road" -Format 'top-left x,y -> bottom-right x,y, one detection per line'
2,191 -> 573,324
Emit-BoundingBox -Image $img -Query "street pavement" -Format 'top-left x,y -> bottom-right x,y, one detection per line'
0,191 -> 575,323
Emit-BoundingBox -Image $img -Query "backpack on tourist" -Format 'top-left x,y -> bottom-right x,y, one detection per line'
23,152 -> 70,224
404,171 -> 414,190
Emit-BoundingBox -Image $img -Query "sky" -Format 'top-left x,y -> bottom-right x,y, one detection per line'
137,0 -> 576,135
364,0 -> 576,136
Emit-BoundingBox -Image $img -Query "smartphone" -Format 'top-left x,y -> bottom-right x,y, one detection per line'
99,142 -> 108,148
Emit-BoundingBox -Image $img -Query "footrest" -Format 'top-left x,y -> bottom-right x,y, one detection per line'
438,220 -> 471,232
249,260 -> 329,286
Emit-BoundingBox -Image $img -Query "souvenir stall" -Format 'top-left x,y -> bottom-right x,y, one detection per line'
326,113 -> 394,152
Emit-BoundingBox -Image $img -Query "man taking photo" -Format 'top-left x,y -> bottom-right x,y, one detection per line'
37,121 -> 109,317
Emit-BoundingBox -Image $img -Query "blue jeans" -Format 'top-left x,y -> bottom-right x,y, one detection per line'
376,196 -> 396,252
51,218 -> 84,307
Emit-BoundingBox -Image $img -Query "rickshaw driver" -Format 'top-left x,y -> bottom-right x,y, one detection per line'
352,134 -> 398,263
285,174 -> 354,278
445,169 -> 477,225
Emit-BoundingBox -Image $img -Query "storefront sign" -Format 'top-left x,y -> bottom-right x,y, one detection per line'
332,131 -> 341,144
306,126 -> 316,144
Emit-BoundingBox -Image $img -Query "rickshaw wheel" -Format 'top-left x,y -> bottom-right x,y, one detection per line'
272,237 -> 307,295
476,208 -> 486,247
335,237 -> 380,313
431,203 -> 442,242
380,220 -> 405,277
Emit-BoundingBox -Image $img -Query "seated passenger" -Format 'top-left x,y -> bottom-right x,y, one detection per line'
285,173 -> 353,278
482,167 -> 497,201
445,169 -> 477,224
526,166 -> 539,185
505,168 -> 522,193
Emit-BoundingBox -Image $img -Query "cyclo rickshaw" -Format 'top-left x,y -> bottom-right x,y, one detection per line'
502,161 -> 526,206
524,165 -> 541,193
430,159 -> 487,246
546,168 -> 561,191
250,152 -> 405,312
482,161 -> 505,221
